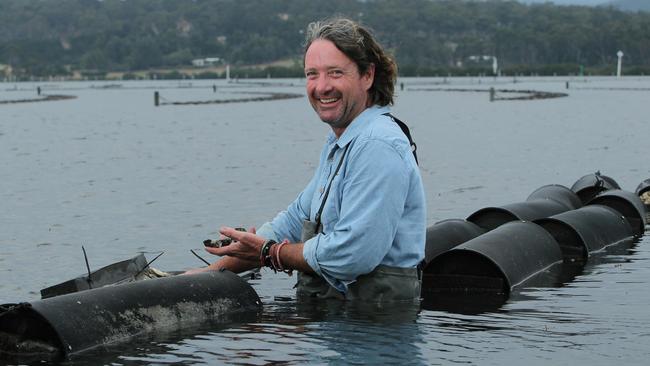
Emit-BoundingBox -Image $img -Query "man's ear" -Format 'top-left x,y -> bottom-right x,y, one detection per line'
362,63 -> 375,91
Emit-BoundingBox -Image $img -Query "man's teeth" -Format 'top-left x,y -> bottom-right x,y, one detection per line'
320,97 -> 338,103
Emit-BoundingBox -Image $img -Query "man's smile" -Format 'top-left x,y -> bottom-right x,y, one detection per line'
319,97 -> 339,104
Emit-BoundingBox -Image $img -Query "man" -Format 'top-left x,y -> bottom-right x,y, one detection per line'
194,17 -> 426,302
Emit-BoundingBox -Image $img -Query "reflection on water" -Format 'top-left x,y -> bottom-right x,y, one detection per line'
1,77 -> 650,365
64,299 -> 427,366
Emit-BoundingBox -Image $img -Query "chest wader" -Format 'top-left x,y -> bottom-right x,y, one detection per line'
297,124 -> 423,302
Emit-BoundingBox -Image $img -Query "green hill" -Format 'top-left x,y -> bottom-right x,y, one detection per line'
610,0 -> 650,12
1,0 -> 649,79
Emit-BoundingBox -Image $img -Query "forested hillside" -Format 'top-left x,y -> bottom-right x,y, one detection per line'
609,0 -> 650,12
0,0 -> 648,78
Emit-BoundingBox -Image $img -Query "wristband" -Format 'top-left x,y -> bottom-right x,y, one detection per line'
260,239 -> 277,270
275,240 -> 293,276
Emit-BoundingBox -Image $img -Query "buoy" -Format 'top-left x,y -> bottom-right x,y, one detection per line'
527,184 -> 583,211
535,205 -> 634,261
425,221 -> 563,295
570,172 -> 620,204
423,219 -> 485,265
0,271 -> 262,362
467,198 -> 571,231
635,179 -> 650,209
587,189 -> 647,236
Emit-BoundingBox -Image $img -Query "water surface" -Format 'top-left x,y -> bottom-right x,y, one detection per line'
1,76 -> 649,365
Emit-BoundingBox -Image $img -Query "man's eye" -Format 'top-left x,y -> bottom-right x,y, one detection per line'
329,70 -> 344,77
305,71 -> 318,79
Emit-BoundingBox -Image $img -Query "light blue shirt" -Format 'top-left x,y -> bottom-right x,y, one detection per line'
258,105 -> 426,293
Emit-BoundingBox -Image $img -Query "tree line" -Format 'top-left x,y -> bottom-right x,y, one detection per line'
0,0 -> 648,79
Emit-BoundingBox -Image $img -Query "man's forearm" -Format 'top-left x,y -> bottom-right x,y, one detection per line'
276,243 -> 315,274
208,256 -> 259,273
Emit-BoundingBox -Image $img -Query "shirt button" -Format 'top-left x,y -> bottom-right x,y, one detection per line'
319,187 -> 325,194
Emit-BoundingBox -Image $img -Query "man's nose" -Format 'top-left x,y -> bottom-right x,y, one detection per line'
314,74 -> 333,94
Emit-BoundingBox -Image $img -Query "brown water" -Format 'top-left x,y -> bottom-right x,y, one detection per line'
1,77 -> 649,365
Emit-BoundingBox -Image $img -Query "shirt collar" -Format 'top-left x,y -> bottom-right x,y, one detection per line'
326,105 -> 391,148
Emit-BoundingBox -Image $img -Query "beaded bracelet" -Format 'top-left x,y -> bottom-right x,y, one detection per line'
269,239 -> 289,272
259,239 -> 277,270
274,240 -> 293,276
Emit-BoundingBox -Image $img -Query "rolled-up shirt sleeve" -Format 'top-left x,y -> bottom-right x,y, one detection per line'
303,136 -> 410,293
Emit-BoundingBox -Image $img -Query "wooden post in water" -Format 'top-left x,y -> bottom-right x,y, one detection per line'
154,91 -> 159,106
566,81 -> 570,89
489,87 -> 495,102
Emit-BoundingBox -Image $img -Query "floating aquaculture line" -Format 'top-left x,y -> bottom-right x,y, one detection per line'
156,91 -> 302,106
410,87 -> 568,100
0,94 -> 76,104
571,86 -> 650,91
423,172 -> 647,300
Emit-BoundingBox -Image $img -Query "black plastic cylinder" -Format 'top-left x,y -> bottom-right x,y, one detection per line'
424,221 -> 563,295
636,179 -> 650,212
40,254 -> 148,299
534,205 -> 634,261
587,189 -> 647,236
571,172 -> 620,205
467,198 -> 571,231
423,219 -> 486,266
636,179 -> 650,196
526,184 -> 583,210
0,271 -> 262,362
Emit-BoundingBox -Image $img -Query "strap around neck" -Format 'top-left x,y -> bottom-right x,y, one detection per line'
383,113 -> 418,165
314,144 -> 349,229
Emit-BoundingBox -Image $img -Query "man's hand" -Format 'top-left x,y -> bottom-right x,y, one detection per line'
205,226 -> 265,263
183,226 -> 263,275
187,225 -> 313,275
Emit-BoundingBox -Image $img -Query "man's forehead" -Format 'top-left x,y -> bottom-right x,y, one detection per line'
305,40 -> 356,70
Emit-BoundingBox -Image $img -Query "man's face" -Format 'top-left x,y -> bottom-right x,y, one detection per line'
304,39 -> 374,131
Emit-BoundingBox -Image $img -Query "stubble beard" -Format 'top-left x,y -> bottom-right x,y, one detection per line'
315,99 -> 357,130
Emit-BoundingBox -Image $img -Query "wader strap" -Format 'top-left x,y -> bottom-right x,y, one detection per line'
383,113 -> 418,165
314,144 -> 349,232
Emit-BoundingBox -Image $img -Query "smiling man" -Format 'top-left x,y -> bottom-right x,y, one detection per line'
196,17 -> 426,302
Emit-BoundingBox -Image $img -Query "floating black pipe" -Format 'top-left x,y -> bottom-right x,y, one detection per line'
571,172 -> 620,205
587,189 -> 647,236
467,198 -> 570,231
636,178 -> 650,197
534,205 -> 634,261
424,221 -> 563,295
40,254 -> 148,299
423,219 -> 486,265
0,271 -> 262,362
526,184 -> 583,210
636,179 -> 650,214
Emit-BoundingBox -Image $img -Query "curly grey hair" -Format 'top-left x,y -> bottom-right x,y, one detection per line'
303,17 -> 397,106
